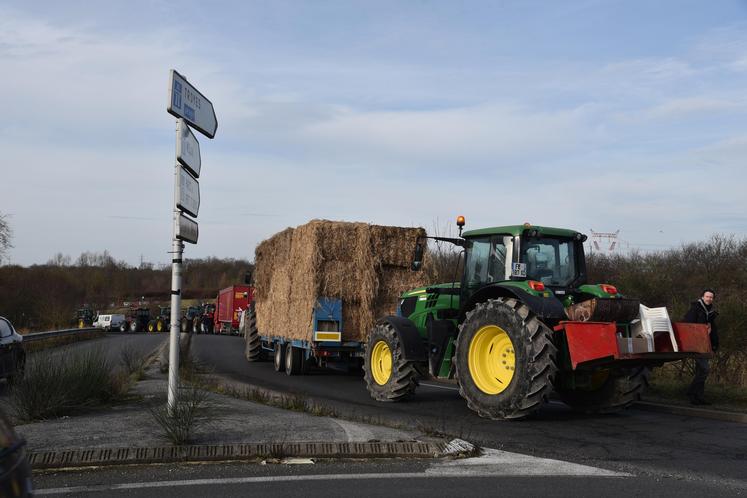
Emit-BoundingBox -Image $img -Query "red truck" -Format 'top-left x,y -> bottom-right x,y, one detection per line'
214,285 -> 254,335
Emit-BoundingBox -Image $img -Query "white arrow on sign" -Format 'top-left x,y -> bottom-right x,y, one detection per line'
176,213 -> 199,244
176,166 -> 200,218
176,119 -> 201,178
167,70 -> 217,139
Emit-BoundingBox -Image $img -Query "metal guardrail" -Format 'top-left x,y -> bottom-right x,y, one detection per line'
22,327 -> 99,343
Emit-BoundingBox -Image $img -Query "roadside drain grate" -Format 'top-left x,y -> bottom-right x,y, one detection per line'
28,441 -> 447,470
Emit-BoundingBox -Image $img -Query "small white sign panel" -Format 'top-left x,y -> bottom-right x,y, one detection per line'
511,262 -> 527,278
176,119 -> 201,178
176,213 -> 199,244
167,70 -> 217,139
176,166 -> 200,218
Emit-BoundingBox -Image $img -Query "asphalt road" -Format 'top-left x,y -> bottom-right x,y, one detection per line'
191,334 -> 747,490
32,458 -> 735,497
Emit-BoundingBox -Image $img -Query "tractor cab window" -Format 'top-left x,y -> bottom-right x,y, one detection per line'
521,237 -> 577,287
464,236 -> 512,291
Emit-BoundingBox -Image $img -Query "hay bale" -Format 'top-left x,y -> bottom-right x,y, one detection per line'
254,220 -> 427,342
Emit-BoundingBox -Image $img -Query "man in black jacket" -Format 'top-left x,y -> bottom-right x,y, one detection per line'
683,289 -> 719,405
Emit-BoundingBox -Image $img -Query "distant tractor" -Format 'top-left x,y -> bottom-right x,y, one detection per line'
147,306 -> 170,333
363,218 -> 713,420
196,303 -> 216,334
214,285 -> 254,335
181,306 -> 203,333
74,308 -> 94,329
126,307 -> 151,332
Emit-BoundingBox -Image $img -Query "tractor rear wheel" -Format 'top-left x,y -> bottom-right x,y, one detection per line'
363,322 -> 420,402
273,344 -> 285,372
556,367 -> 651,414
156,320 -> 165,333
244,305 -> 263,362
455,298 -> 558,420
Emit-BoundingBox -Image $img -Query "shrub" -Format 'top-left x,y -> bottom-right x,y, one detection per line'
10,347 -> 128,421
149,386 -> 211,445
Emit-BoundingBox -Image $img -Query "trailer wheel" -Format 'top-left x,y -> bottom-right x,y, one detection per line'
285,344 -> 303,376
363,322 -> 420,402
244,305 -> 264,362
455,298 -> 558,420
273,344 -> 285,372
556,367 -> 651,414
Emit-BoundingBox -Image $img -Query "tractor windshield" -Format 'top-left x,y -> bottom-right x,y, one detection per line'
464,235 -> 513,291
521,237 -> 578,287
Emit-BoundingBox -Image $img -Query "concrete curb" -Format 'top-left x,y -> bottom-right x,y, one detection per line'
635,401 -> 747,424
28,439 -> 475,470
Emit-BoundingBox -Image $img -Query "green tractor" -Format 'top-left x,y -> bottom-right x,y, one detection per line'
363,218 -> 712,419
147,306 -> 170,333
74,308 -> 95,329
181,305 -> 203,333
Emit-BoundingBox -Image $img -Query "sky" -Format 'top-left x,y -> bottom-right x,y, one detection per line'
1,0 -> 747,266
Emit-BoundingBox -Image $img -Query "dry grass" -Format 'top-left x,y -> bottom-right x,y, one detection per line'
9,347 -> 130,421
149,386 -> 212,445
644,362 -> 747,412
22,329 -> 105,353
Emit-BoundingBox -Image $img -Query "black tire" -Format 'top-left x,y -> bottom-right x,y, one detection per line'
363,322 -> 421,402
273,344 -> 285,372
556,367 -> 651,414
156,320 -> 166,333
244,305 -> 263,362
130,320 -> 138,333
455,298 -> 558,420
119,322 -> 128,333
147,321 -> 155,333
285,343 -> 303,376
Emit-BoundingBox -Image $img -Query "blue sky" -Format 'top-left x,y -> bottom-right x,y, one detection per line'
1,1 -> 747,266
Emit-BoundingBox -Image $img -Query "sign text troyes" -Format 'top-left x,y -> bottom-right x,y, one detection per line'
167,70 -> 217,139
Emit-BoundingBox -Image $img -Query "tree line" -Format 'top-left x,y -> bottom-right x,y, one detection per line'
0,252 -> 252,331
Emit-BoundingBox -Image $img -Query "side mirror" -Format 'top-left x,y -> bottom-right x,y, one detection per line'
411,242 -> 424,271
244,270 -> 253,284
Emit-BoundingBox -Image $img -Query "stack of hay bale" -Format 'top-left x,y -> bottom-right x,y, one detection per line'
253,220 -> 427,343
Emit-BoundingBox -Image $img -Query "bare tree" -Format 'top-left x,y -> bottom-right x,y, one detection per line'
0,212 -> 12,264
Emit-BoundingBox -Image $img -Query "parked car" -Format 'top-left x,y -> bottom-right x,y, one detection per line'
0,316 -> 25,383
92,314 -> 126,331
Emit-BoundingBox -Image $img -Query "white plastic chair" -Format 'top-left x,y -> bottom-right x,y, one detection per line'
631,305 -> 679,352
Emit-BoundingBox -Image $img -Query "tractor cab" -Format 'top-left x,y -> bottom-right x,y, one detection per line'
461,224 -> 587,301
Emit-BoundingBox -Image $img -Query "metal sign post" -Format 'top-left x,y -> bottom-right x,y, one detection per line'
166,70 -> 216,415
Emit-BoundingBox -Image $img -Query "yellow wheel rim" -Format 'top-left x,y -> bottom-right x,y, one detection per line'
371,340 -> 393,385
148,324 -> 154,332
157,322 -> 163,332
78,320 -> 85,329
468,325 -> 516,394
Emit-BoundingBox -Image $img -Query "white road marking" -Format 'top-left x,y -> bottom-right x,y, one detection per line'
428,448 -> 631,477
36,447 -> 629,495
420,382 -> 459,391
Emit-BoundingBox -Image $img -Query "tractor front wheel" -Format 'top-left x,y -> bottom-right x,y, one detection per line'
147,321 -> 155,333
363,322 -> 420,402
556,367 -> 650,414
455,298 -> 558,420
119,322 -> 128,333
